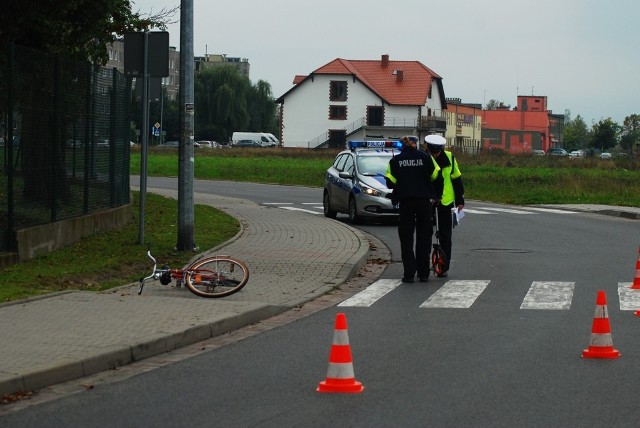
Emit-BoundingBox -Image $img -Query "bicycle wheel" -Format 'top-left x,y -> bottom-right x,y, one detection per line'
431,246 -> 447,276
185,256 -> 249,298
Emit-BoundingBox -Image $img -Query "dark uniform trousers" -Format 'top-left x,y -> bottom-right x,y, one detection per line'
398,198 -> 433,279
434,202 -> 453,272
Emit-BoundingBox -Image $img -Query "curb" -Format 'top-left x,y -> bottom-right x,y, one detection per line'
1,303 -> 286,396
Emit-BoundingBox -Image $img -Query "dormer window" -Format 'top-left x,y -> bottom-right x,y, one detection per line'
330,81 -> 347,101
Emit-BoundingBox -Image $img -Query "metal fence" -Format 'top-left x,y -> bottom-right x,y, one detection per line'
1,44 -> 132,253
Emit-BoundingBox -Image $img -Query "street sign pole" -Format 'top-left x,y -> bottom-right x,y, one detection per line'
139,31 -> 149,245
124,30 -> 169,246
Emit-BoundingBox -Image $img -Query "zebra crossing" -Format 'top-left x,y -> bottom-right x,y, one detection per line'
338,279 -> 639,310
263,203 -> 579,216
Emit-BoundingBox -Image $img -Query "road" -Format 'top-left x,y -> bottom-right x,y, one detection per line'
3,178 -> 640,427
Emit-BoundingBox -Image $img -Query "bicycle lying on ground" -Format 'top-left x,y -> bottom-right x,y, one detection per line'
138,248 -> 250,298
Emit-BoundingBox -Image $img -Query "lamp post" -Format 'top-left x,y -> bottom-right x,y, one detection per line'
176,0 -> 196,251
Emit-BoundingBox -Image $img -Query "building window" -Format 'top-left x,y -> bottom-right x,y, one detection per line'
330,81 -> 347,101
329,105 -> 347,120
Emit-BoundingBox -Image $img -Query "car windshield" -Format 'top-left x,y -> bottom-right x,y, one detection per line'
357,155 -> 392,176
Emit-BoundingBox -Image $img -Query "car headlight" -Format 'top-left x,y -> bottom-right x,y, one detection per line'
359,183 -> 382,197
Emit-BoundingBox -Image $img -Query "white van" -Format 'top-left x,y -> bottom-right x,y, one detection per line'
231,132 -> 279,147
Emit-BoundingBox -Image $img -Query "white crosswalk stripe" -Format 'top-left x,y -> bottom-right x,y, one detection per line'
521,207 -> 578,214
419,280 -> 491,308
617,282 -> 640,311
459,208 -> 493,214
520,281 -> 574,310
338,279 -> 402,307
478,207 -> 535,215
339,279 -> 636,310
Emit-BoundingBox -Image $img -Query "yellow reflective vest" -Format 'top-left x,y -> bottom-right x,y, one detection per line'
439,151 -> 462,206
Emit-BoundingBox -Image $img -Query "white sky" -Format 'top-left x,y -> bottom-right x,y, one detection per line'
132,0 -> 639,125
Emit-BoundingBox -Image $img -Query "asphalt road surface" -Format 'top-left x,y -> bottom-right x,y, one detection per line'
3,178 -> 639,427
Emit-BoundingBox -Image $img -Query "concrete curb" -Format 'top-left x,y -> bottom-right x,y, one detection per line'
1,303 -> 287,396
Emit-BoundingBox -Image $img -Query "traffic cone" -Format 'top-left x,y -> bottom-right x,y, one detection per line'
316,313 -> 364,393
630,246 -> 640,289
582,290 -> 620,359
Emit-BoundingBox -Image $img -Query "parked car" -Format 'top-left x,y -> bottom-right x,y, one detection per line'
196,140 -> 218,148
547,147 -> 568,156
569,150 -> 585,158
235,139 -> 268,148
532,149 -> 545,156
158,140 -> 179,148
96,139 -> 109,148
600,152 -> 612,159
323,140 -> 402,224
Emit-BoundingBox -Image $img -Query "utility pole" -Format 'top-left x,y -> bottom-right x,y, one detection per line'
176,0 -> 196,251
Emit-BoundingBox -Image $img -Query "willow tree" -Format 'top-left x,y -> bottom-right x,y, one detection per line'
194,66 -> 277,142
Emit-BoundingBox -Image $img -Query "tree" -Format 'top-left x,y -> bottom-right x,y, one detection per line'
0,1 -> 172,65
1,1 -> 173,205
590,118 -> 621,152
247,80 -> 277,135
620,114 -> 640,153
562,111 -> 590,151
485,99 -> 511,110
194,66 -> 277,142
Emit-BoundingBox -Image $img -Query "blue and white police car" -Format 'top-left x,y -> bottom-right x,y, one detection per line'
323,140 -> 402,224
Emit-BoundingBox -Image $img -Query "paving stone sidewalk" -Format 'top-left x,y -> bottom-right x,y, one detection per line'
0,189 -> 371,396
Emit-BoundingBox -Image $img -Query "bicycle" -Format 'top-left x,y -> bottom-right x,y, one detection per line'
138,248 -> 250,298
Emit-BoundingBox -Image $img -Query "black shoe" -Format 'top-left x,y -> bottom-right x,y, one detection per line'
419,277 -> 429,283
437,272 -> 448,278
402,277 -> 414,283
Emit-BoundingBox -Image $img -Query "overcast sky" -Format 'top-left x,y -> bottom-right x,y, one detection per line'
132,0 -> 639,126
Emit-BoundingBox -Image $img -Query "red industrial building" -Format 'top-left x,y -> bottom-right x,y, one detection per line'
481,95 -> 564,154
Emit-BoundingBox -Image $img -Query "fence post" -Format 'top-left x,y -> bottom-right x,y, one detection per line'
5,44 -> 16,251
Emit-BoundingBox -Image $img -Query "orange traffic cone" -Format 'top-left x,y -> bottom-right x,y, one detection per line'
316,313 -> 364,393
630,246 -> 640,289
582,290 -> 620,359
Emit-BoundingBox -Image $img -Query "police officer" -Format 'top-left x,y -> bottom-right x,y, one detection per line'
424,134 -> 465,278
385,136 -> 442,283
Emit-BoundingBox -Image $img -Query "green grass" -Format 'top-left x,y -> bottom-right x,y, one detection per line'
132,147 -> 640,207
1,147 -> 638,302
0,192 -> 239,302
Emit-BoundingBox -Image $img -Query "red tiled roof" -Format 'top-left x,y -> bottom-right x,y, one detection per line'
311,57 -> 441,106
292,75 -> 306,85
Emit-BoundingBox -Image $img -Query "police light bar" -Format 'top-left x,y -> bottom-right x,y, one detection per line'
348,140 -> 403,151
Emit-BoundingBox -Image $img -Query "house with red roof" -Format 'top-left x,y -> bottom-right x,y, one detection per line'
275,54 -> 447,148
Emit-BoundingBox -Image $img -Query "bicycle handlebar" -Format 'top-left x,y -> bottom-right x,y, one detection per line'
138,249 -> 160,295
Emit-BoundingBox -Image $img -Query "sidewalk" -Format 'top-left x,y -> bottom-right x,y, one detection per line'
1,197 -> 638,397
0,189 -> 372,396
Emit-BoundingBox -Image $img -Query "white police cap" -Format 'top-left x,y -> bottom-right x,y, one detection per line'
424,135 -> 446,146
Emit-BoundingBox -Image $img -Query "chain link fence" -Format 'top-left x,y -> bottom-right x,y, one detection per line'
1,44 -> 132,254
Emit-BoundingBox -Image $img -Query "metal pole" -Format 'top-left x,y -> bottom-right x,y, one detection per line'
139,31 -> 149,244
177,0 -> 196,251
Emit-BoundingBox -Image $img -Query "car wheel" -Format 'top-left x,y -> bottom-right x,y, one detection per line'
323,190 -> 337,219
348,196 -> 362,224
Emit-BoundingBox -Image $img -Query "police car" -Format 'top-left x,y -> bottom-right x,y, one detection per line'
323,140 -> 402,223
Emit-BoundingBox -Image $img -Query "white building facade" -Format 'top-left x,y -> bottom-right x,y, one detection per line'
276,55 -> 447,149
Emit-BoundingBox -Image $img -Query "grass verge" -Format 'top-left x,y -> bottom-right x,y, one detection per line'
0,192 -> 239,302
